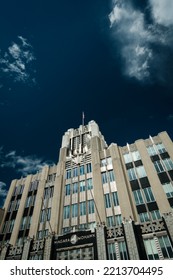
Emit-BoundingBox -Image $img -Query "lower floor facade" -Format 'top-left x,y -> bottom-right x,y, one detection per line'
1,213 -> 173,260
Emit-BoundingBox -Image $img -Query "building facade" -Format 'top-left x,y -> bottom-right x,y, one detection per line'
0,120 -> 173,260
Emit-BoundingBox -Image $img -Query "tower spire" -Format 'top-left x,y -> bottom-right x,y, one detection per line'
82,111 -> 85,126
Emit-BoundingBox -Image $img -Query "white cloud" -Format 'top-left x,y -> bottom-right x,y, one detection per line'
0,182 -> 7,197
0,36 -> 36,84
109,0 -> 173,82
149,0 -> 173,27
0,147 -> 53,176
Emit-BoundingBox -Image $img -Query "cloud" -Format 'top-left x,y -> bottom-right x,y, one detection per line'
149,0 -> 173,27
0,148 -> 53,176
109,0 -> 173,83
0,36 -> 36,84
0,182 -> 7,198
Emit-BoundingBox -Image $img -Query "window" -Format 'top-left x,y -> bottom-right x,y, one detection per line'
72,182 -> 78,193
101,158 -> 107,167
29,181 -> 38,191
8,219 -> 15,232
156,143 -> 166,154
153,160 -> 164,173
86,163 -> 92,173
112,192 -> 119,206
79,181 -> 85,192
119,241 -> 129,260
123,153 -> 132,164
150,210 -> 161,220
65,184 -> 71,196
26,195 -> 35,208
163,158 -> 173,171
73,167 -> 78,177
40,208 -> 51,222
131,151 -> 141,161
20,216 -> 27,230
139,212 -> 150,223
44,186 -> 54,199
143,187 -> 155,202
162,182 -> 173,198
80,165 -> 85,175
144,239 -> 159,260
80,202 -> 86,216
63,206 -> 70,219
104,194 -> 111,208
115,214 -> 122,226
88,200 -> 94,214
86,178 -> 93,190
136,166 -> 147,178
147,146 -> 157,156
15,199 -> 21,210
72,204 -> 78,217
108,170 -> 115,182
158,235 -> 173,259
107,243 -> 117,260
101,172 -> 108,184
106,216 -> 114,227
127,168 -> 137,181
66,169 -> 71,179
133,189 -> 144,205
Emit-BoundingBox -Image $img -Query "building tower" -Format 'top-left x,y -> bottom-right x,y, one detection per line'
0,120 -> 173,260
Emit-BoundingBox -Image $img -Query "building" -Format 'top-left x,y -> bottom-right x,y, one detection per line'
0,120 -> 173,260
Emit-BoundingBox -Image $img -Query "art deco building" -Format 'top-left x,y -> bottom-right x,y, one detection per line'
0,120 -> 173,260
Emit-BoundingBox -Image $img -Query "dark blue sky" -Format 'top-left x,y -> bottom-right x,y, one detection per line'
0,0 -> 173,206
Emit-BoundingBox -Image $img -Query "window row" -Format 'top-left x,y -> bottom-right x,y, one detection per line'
127,165 -> 147,181
154,158 -> 173,173
144,235 -> 173,259
8,199 -> 21,212
104,192 -> 119,208
44,186 -> 54,199
100,157 -> 112,167
133,187 -> 155,205
40,208 -> 51,223
65,178 -> 93,195
66,163 -> 92,179
63,200 -> 95,219
20,215 -> 32,230
101,170 -> 115,184
107,241 -> 129,260
147,143 -> 166,156
106,214 -> 122,227
138,210 -> 161,223
13,185 -> 24,196
123,150 -> 141,164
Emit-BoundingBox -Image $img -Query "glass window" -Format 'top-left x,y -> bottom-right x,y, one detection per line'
40,208 -> 51,222
72,204 -> 78,217
80,165 -> 85,175
8,219 -> 15,232
101,158 -> 107,167
80,202 -> 86,216
73,167 -> 78,177
136,166 -> 147,178
119,241 -> 129,260
107,243 -> 117,260
150,210 -> 161,220
143,187 -> 155,202
153,161 -> 164,173
88,200 -> 94,214
86,163 -> 92,173
104,193 -> 111,208
123,153 -> 132,164
86,178 -> 93,190
139,212 -> 150,223
162,182 -> 173,198
106,216 -> 114,227
65,184 -> 71,196
156,143 -> 166,154
63,205 -> 70,219
112,192 -> 119,206
147,146 -> 157,156
15,199 -> 21,210
133,189 -> 144,205
101,172 -> 108,184
108,170 -> 115,182
144,239 -> 159,260
79,181 -> 85,192
20,217 -> 27,230
72,182 -> 78,193
115,214 -> 122,226
163,158 -> 173,171
131,151 -> 141,161
158,235 -> 173,259
66,169 -> 71,179
127,168 -> 137,181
